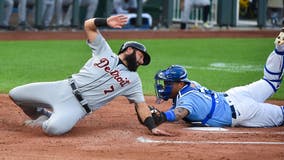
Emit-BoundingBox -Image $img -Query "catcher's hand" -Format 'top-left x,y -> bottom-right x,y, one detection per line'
148,105 -> 167,126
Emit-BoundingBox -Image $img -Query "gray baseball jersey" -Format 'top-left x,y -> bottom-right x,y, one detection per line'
72,31 -> 145,111
9,32 -> 145,135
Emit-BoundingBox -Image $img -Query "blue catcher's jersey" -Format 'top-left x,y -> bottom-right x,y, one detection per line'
171,81 -> 233,127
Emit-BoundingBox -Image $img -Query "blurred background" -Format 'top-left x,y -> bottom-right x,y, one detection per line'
0,0 -> 283,31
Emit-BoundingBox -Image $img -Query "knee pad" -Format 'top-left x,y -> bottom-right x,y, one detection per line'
8,87 -> 20,102
263,51 -> 284,92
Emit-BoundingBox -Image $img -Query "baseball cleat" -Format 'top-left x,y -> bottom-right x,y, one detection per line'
203,22 -> 212,29
24,115 -> 48,128
37,107 -> 52,117
275,27 -> 284,52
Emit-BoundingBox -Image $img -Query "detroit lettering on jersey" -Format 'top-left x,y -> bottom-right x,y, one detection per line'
94,57 -> 130,87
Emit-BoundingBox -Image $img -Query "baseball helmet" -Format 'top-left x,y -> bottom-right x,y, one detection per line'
154,65 -> 190,101
118,41 -> 151,65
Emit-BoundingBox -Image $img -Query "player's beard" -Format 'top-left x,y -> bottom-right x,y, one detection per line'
125,50 -> 138,72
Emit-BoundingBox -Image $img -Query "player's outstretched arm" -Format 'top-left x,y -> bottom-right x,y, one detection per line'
84,15 -> 128,43
149,106 -> 189,124
135,103 -> 174,136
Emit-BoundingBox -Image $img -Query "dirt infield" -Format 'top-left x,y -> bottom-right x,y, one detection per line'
0,29 -> 283,159
0,94 -> 283,160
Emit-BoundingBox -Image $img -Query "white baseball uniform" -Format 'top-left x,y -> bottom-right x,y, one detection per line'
167,46 -> 284,128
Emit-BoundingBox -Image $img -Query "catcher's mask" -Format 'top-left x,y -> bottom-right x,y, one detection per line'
154,65 -> 190,103
118,41 -> 151,65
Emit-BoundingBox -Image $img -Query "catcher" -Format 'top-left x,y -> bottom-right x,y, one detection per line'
149,29 -> 284,128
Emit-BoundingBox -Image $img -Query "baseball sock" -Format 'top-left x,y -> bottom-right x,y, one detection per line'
37,107 -> 52,118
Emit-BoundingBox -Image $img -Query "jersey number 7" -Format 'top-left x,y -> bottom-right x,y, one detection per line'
104,85 -> 114,94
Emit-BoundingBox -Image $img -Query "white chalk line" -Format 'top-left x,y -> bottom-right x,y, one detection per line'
137,137 -> 284,145
183,127 -> 284,135
184,62 -> 263,73
188,131 -> 284,135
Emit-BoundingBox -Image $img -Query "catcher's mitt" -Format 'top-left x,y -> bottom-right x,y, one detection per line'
148,105 -> 167,126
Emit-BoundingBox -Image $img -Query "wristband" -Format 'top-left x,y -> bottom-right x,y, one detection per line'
94,18 -> 108,27
164,109 -> 176,122
144,116 -> 156,130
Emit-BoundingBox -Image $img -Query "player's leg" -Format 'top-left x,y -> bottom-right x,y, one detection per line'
1,0 -> 14,27
18,0 -> 27,24
9,79 -> 87,135
252,30 -> 284,100
263,29 -> 284,92
234,101 -> 284,127
42,0 -> 55,28
63,3 -> 73,26
9,80 -> 66,119
180,0 -> 193,29
226,52 -> 282,102
41,93 -> 87,135
226,30 -> 284,102
83,0 -> 98,20
10,83 -> 50,119
55,0 -> 63,26
226,79 -> 273,103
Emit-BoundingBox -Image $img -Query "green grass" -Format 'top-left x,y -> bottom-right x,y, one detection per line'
1,38 -> 283,100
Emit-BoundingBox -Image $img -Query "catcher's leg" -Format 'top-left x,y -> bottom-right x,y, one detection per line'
263,28 -> 284,92
226,29 -> 284,102
233,101 -> 284,127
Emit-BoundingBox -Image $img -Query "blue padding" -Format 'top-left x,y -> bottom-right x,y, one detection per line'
274,49 -> 284,55
179,84 -> 196,96
164,110 -> 176,122
269,79 -> 282,82
264,65 -> 282,75
201,94 -> 216,125
281,58 -> 284,80
263,78 -> 277,92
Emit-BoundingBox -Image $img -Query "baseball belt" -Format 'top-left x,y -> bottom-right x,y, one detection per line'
224,93 -> 237,119
69,78 -> 91,114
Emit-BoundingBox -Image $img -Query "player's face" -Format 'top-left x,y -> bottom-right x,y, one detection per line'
124,47 -> 145,72
169,82 -> 185,98
135,50 -> 145,65
124,49 -> 139,71
163,81 -> 178,98
169,82 -> 179,98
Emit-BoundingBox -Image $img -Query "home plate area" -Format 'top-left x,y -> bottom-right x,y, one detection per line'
137,127 -> 284,145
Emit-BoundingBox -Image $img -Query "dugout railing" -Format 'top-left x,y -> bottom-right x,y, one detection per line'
0,0 -> 270,30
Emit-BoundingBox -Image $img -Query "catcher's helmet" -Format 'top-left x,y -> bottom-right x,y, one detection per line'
118,41 -> 150,65
154,65 -> 190,101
